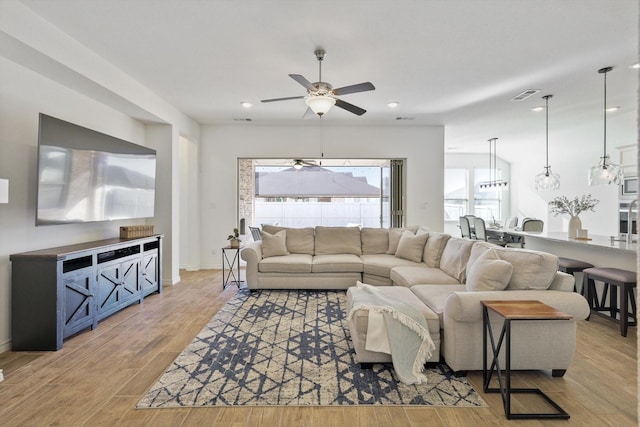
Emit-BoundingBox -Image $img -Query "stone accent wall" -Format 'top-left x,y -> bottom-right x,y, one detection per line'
238,159 -> 254,230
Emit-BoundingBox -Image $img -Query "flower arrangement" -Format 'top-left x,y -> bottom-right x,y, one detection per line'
548,194 -> 599,217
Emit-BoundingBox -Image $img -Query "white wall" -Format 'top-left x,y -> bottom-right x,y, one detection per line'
179,136 -> 200,271
198,124 -> 444,268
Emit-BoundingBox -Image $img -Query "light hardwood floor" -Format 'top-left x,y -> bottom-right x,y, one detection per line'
0,269 -> 637,426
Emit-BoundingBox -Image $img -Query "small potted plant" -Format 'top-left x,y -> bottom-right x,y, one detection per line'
227,227 -> 241,248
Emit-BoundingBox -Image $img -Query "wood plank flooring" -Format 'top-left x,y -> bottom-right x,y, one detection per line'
0,269 -> 636,426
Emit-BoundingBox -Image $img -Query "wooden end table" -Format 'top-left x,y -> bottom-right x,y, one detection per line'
481,300 -> 572,420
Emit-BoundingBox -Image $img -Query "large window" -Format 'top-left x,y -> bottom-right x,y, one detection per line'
444,165 -> 506,225
239,159 -> 403,230
444,168 -> 468,220
473,168 -> 503,221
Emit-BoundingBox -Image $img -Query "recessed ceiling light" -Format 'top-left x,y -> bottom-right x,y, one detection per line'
630,63 -> 640,69
241,101 -> 253,108
531,106 -> 545,112
387,101 -> 399,108
606,106 -> 620,112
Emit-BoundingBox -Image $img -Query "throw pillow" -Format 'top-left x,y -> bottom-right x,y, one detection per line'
387,228 -> 415,254
261,230 -> 289,258
394,230 -> 429,263
466,249 -> 513,291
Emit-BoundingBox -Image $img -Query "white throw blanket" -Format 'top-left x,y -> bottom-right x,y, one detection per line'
347,282 -> 435,385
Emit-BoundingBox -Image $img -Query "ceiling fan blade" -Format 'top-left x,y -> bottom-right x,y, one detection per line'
289,74 -> 315,91
333,82 -> 375,96
261,95 -> 305,103
335,98 -> 366,116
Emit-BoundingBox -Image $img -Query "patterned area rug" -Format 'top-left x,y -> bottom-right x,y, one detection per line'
137,289 -> 486,407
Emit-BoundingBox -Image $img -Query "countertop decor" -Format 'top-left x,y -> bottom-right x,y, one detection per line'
548,194 -> 599,216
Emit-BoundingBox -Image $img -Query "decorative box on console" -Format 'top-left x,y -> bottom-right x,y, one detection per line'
120,225 -> 154,238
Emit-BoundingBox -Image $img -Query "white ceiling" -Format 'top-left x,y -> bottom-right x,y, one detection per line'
19,0 -> 639,160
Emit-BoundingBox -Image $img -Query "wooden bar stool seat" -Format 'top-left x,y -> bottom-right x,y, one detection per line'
583,267 -> 637,337
558,257 -> 594,294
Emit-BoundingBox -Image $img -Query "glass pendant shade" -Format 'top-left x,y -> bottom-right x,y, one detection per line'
589,66 -> 622,186
535,167 -> 560,190
534,95 -> 560,190
588,155 -> 623,186
305,95 -> 335,116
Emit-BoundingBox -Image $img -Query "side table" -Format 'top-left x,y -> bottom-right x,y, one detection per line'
222,245 -> 243,289
481,300 -> 572,420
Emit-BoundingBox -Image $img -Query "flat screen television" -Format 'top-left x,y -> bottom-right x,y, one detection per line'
36,113 -> 156,225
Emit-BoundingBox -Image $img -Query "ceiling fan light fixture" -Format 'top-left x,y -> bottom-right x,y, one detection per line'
305,95 -> 336,117
293,160 -> 304,170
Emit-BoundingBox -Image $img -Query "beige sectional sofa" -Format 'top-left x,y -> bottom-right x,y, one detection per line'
240,225 -> 590,375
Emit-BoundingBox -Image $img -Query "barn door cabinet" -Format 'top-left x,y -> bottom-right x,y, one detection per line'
10,235 -> 162,351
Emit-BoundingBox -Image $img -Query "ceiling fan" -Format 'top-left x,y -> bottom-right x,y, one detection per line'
292,159 -> 318,169
261,49 -> 375,117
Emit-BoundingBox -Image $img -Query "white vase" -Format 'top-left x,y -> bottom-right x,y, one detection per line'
568,215 -> 581,238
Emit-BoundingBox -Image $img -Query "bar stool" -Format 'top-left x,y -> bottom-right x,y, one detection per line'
583,267 -> 637,337
558,257 -> 594,294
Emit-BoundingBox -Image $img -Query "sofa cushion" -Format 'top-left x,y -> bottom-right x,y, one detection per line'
439,237 -> 475,282
361,228 -> 389,254
258,254 -> 312,273
261,225 -> 315,255
315,226 -> 362,255
410,284 -> 468,323
468,243 -> 558,290
360,254 -> 421,278
394,230 -> 429,263
390,266 -> 460,287
312,254 -> 364,273
423,232 -> 451,268
465,249 -> 513,291
261,230 -> 289,258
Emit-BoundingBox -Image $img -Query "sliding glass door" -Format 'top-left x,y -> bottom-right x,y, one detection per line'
238,158 -> 404,230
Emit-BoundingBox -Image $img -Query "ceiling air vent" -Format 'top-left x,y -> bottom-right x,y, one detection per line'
510,89 -> 540,101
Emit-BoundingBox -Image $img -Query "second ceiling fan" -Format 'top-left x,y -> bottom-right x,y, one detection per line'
261,49 -> 375,117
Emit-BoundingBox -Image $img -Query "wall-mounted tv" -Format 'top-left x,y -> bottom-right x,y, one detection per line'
36,113 -> 156,225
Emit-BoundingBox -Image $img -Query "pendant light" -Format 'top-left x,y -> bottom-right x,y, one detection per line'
588,66 -> 623,186
479,138 -> 508,191
534,95 -> 560,190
